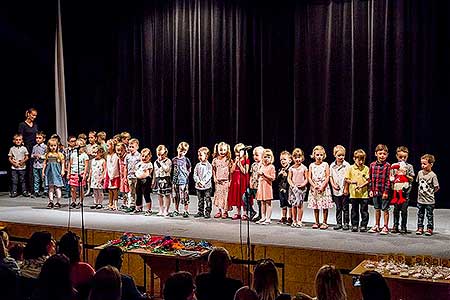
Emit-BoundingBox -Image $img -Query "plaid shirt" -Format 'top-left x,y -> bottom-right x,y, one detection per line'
369,161 -> 390,196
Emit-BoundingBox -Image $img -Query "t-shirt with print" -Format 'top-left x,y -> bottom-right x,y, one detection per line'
172,156 -> 191,185
416,170 -> 439,205
8,146 -> 29,170
125,151 -> 141,179
135,161 -> 153,179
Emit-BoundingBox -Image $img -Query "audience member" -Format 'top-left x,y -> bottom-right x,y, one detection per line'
21,231 -> 56,279
58,231 -> 95,298
95,245 -> 148,300
314,265 -> 347,300
9,242 -> 25,262
253,259 -> 290,300
89,265 -> 122,300
196,247 -> 242,300
31,254 -> 78,300
163,271 -> 195,300
234,286 -> 258,300
360,270 -> 390,300
0,231 -> 20,275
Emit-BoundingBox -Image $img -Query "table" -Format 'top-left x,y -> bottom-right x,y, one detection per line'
351,260 -> 450,300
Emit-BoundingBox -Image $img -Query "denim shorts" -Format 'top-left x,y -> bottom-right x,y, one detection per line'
372,195 -> 390,211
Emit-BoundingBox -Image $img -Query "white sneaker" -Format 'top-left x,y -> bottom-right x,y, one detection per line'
256,218 -> 266,224
263,220 -> 271,225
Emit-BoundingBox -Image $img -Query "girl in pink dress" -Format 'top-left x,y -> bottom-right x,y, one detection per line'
287,148 -> 309,227
228,143 -> 250,220
115,142 -> 130,210
256,149 -> 276,224
104,139 -> 120,210
212,142 -> 231,218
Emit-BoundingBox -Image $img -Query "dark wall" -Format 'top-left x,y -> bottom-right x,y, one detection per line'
1,0 -> 449,207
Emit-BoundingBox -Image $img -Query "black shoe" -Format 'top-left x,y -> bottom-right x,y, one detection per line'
204,213 -> 211,219
54,203 -> 61,209
70,202 -> 77,209
125,206 -> 136,213
333,224 -> 343,230
90,204 -> 98,209
96,204 -> 103,209
194,212 -> 204,218
10,192 -> 18,198
22,192 -> 30,197
351,226 -> 359,232
342,224 -> 350,231
31,193 -> 36,198
47,202 -> 54,209
75,202 -> 83,209
183,211 -> 189,218
252,215 -> 261,222
359,226 -> 367,232
391,226 -> 400,234
400,227 -> 407,234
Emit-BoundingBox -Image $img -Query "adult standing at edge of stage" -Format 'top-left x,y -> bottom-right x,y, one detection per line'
18,108 -> 39,195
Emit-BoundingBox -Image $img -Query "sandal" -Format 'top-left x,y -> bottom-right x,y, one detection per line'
222,212 -> 228,219
312,223 -> 319,229
320,223 -> 329,230
214,212 -> 222,218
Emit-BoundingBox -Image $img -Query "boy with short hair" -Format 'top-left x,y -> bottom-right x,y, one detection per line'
390,146 -> 415,233
171,142 -> 192,217
8,134 -> 29,197
368,144 -> 391,235
31,131 -> 47,197
345,149 -> 369,232
124,138 -> 141,212
416,154 -> 439,236
247,146 -> 264,221
277,151 -> 292,224
330,145 -> 350,230
193,147 -> 213,218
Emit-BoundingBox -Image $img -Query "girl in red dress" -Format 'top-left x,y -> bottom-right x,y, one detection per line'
228,143 -> 250,220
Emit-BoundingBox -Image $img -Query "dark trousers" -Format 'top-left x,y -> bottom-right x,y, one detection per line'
243,188 -> 257,213
11,169 -> 26,194
196,188 -> 212,215
136,177 -> 152,207
417,203 -> 434,230
333,195 -> 349,225
351,198 -> 369,228
393,200 -> 409,229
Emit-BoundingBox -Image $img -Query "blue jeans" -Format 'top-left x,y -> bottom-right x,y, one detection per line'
33,168 -> 44,193
417,203 -> 434,230
11,169 -> 26,194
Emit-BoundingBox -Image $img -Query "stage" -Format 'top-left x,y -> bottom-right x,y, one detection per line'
1,192 -> 449,258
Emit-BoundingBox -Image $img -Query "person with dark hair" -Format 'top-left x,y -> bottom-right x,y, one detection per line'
360,270 -> 390,300
58,231 -> 94,298
21,231 -> 56,279
18,108 -> 39,194
89,265 -> 122,300
253,259 -> 290,300
314,264 -> 347,300
31,254 -> 78,300
195,247 -> 242,300
163,271 -> 195,300
95,246 -> 148,300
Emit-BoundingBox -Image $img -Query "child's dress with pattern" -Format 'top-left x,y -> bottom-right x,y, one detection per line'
307,162 -> 334,209
212,157 -> 230,210
45,153 -> 65,187
90,158 -> 105,189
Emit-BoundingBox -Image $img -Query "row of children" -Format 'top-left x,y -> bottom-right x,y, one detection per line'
8,130 -> 439,235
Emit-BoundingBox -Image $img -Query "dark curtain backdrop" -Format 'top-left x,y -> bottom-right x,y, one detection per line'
2,0 -> 449,206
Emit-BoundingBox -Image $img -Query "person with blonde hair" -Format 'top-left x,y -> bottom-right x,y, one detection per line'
153,144 -> 172,216
194,147 -> 213,218
212,142 -> 232,218
171,142 -> 192,217
228,143 -> 250,220
255,149 -> 276,225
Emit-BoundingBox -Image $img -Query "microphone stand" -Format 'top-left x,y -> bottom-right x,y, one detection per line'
74,147 -> 87,261
239,150 -> 252,286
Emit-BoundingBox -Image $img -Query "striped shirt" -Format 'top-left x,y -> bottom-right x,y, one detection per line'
369,161 -> 390,196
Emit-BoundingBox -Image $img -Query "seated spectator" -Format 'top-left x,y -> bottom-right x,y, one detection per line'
360,270 -> 390,300
89,265 -> 122,300
163,271 -> 195,300
0,264 -> 18,300
253,259 -> 290,300
196,247 -> 242,300
0,231 -> 20,276
9,242 -> 25,262
95,245 -> 148,300
314,265 -> 347,300
21,231 -> 56,279
31,254 -> 78,300
58,231 -> 95,298
234,286 -> 258,300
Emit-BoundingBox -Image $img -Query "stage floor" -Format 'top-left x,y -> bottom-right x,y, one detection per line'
1,192 -> 449,257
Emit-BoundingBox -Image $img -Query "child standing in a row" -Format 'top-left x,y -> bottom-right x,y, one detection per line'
228,143 -> 250,220
193,147 -> 213,218
288,148 -> 308,227
212,142 -> 231,219
171,142 -> 191,217
256,149 -> 275,224
330,145 -> 350,230
153,145 -> 172,216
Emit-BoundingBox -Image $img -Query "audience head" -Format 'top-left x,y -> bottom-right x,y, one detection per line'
253,259 -> 280,300
234,286 -> 258,300
36,254 -> 73,300
58,231 -> 82,263
89,265 -> 122,300
315,264 -> 347,300
95,246 -> 123,271
360,270 -> 390,300
208,247 -> 232,276
163,271 -> 195,300
24,231 -> 55,260
8,243 -> 24,261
